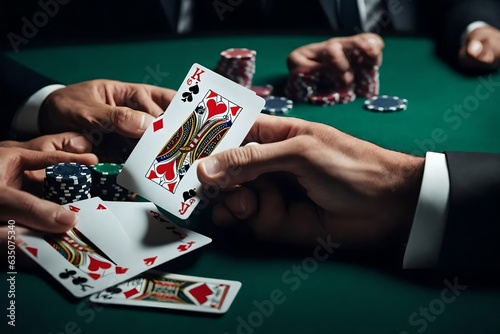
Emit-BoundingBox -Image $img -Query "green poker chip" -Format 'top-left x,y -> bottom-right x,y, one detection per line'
91,163 -> 123,176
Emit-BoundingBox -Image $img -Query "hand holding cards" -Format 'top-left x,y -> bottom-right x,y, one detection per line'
118,63 -> 265,219
18,63 -> 253,313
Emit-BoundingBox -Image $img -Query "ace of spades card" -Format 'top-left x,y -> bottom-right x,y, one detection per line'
118,63 -> 265,219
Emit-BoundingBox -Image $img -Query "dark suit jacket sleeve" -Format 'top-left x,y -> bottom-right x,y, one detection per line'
435,0 -> 500,68
0,55 -> 58,140
440,152 -> 500,279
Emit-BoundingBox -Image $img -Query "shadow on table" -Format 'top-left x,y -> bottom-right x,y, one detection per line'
197,219 -> 500,291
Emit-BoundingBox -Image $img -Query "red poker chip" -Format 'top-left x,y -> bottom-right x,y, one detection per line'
251,85 -> 274,97
335,87 -> 356,103
308,91 -> 339,106
221,48 -> 256,59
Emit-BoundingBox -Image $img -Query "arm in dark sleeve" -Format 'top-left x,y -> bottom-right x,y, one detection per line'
435,0 -> 500,70
439,152 -> 500,280
0,54 -> 58,140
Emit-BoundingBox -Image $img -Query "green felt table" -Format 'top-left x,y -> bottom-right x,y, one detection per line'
2,35 -> 500,334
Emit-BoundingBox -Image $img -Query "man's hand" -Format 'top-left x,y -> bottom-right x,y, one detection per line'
0,132 -> 94,182
0,147 -> 97,247
459,25 -> 500,71
0,131 -> 93,153
287,33 -> 384,86
39,80 -> 177,138
197,115 -> 424,248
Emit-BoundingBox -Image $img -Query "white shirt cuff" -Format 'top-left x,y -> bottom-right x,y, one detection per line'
11,84 -> 66,136
403,152 -> 449,269
460,21 -> 489,44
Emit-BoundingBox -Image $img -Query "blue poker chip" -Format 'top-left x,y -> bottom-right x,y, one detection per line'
364,95 -> 408,112
46,163 -> 91,184
262,96 -> 293,115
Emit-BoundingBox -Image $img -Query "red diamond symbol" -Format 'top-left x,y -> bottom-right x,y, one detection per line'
153,119 -> 164,132
124,288 -> 139,299
26,247 -> 38,257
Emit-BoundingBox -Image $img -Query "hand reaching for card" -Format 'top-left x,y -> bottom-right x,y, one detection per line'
39,79 -> 177,138
197,115 -> 423,248
287,33 -> 384,87
0,145 -> 97,262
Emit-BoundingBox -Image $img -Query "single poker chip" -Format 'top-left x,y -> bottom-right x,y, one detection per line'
364,95 -> 408,112
221,48 -> 256,59
251,85 -> 273,97
91,163 -> 122,176
46,163 -> 91,183
262,96 -> 293,114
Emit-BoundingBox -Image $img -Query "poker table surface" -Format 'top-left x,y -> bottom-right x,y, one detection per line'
3,34 -> 500,334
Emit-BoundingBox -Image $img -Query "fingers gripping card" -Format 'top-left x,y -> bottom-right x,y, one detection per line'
117,63 -> 265,219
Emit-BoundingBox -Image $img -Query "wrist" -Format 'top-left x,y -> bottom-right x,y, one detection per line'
39,88 -> 61,134
382,151 -> 425,245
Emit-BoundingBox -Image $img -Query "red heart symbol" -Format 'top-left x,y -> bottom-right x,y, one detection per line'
88,273 -> 101,280
115,266 -> 128,274
206,99 -> 227,120
88,256 -> 112,272
144,256 -> 157,266
156,160 -> 176,181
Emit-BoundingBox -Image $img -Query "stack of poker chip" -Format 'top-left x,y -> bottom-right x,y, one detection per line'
354,65 -> 380,98
284,69 -> 319,102
43,163 -> 92,205
319,72 -> 356,104
215,48 -> 256,88
90,163 -> 133,201
283,64 -> 380,106
250,84 -> 274,98
307,91 -> 340,106
261,96 -> 293,115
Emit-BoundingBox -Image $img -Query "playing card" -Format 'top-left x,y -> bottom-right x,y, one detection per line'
117,63 -> 265,219
64,197 -> 135,265
19,198 -> 212,298
19,228 -> 132,298
90,270 -> 242,314
103,201 -> 212,269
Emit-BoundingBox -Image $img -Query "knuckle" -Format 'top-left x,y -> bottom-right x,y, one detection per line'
17,195 -> 39,216
111,107 -> 134,126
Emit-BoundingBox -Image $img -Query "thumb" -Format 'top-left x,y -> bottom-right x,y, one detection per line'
197,137 -> 306,189
108,106 -> 155,138
0,187 -> 78,233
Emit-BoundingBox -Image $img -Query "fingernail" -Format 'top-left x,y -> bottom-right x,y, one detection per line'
367,37 -> 377,44
55,209 -> 78,227
140,114 -> 154,130
201,158 -> 221,176
469,40 -> 483,56
235,196 -> 246,214
70,136 -> 92,151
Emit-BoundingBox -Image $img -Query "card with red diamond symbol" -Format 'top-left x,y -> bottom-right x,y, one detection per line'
118,63 -> 265,219
90,270 -> 241,314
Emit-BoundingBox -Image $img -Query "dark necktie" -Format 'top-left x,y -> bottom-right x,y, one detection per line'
338,0 -> 362,34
